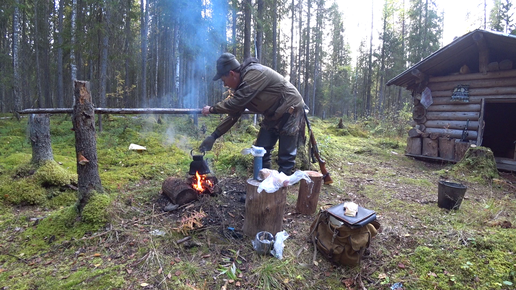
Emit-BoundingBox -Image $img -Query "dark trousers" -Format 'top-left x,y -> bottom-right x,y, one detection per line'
255,127 -> 298,175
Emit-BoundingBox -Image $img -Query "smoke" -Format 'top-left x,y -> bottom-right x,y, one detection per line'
172,0 -> 229,108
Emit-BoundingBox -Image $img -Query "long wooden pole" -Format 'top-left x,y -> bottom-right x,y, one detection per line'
18,108 -> 257,115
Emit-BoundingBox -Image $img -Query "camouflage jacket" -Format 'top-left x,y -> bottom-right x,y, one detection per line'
211,59 -> 305,137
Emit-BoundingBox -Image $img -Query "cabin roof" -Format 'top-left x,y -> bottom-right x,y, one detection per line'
387,29 -> 516,89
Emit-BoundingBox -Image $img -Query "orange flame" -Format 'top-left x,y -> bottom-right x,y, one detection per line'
193,171 -> 205,192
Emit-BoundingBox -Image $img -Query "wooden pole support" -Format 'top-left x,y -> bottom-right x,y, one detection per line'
243,179 -> 287,237
296,171 -> 323,215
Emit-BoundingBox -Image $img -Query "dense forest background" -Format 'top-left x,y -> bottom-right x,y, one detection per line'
1,0 -> 516,119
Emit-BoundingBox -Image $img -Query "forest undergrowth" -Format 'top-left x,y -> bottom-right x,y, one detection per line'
0,113 -> 515,290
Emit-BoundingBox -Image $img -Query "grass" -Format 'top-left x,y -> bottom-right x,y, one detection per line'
0,113 -> 515,289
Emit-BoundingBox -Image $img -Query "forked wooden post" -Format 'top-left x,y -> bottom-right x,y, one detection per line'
243,179 -> 286,237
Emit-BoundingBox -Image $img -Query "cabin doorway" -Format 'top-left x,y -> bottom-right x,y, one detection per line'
482,102 -> 516,159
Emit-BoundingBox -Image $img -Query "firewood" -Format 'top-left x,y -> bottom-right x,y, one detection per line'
162,177 -> 198,205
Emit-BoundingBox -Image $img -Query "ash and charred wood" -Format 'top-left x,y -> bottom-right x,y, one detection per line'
18,108 -> 258,115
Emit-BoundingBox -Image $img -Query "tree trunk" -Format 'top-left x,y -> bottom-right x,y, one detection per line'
13,0 -> 21,120
73,81 -> 103,213
140,0 -> 148,107
124,0 -> 131,107
303,0 -> 311,105
289,0 -> 295,83
71,0 -> 77,83
243,0 -> 252,59
99,2 -> 110,132
297,0 -> 303,89
366,0 -> 374,116
34,1 -> 43,108
272,0 -> 278,70
256,0 -> 263,61
57,0 -> 64,108
29,114 -> 54,165
231,0 -> 237,55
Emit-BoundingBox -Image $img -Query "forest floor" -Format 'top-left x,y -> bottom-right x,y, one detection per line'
0,114 -> 515,290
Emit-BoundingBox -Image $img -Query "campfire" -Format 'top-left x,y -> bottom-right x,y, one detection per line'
161,151 -> 221,206
187,171 -> 218,195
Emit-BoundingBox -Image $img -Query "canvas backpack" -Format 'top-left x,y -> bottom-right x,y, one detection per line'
309,205 -> 380,267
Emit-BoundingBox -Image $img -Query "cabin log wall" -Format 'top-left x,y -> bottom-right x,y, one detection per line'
407,69 -> 516,162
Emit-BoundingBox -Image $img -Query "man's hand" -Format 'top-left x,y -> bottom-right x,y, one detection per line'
199,135 -> 216,152
201,106 -> 211,116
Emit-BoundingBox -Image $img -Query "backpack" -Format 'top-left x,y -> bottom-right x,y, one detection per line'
309,204 -> 380,267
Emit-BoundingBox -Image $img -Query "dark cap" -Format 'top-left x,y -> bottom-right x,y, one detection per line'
213,53 -> 240,81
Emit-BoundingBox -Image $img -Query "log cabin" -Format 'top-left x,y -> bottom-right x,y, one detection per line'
387,29 -> 516,172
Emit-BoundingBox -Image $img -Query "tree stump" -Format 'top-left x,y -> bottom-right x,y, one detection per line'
296,171 -> 323,215
162,177 -> 198,205
453,146 -> 499,180
29,114 -> 54,165
73,80 -> 103,212
243,179 -> 287,237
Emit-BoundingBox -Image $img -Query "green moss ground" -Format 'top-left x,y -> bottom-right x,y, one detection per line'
0,113 -> 515,289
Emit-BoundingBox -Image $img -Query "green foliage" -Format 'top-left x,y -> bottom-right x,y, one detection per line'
81,193 -> 111,225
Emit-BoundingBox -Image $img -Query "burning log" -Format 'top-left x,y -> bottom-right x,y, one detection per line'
162,177 -> 198,205
161,175 -> 220,206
